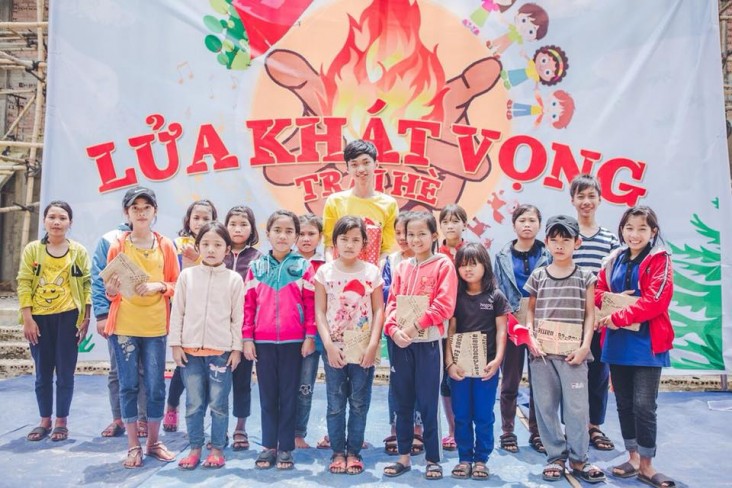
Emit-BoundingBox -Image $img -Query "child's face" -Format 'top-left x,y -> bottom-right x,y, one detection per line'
335,227 -> 365,260
226,214 -> 252,247
440,214 -> 465,244
513,210 -> 540,240
407,219 -> 437,259
395,221 -> 409,252
197,230 -> 229,266
125,197 -> 156,230
267,216 -> 298,255
571,186 -> 601,220
347,153 -> 376,185
515,13 -> 539,41
297,223 -> 321,256
622,215 -> 656,255
189,205 -> 213,237
545,234 -> 581,261
536,52 -> 558,83
339,292 -> 360,314
546,95 -> 564,126
44,206 -> 71,239
458,259 -> 485,288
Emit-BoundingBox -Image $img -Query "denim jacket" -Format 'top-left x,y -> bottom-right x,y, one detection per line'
493,240 -> 551,312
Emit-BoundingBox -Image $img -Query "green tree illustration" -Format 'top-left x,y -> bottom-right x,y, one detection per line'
204,0 -> 251,70
668,199 -> 724,370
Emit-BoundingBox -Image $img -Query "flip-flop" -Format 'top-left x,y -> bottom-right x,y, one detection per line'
346,454 -> 364,475
26,426 -> 51,442
500,432 -> 519,453
232,430 -> 249,451
101,422 -> 125,438
612,461 -> 639,478
471,461 -> 490,481
637,472 -> 676,488
425,463 -> 443,481
162,410 -> 178,432
276,450 -> 295,470
542,462 -> 565,482
411,434 -> 424,455
384,461 -> 411,478
316,435 -> 330,449
383,435 -> 398,455
571,463 -> 606,484
451,462 -> 472,480
441,435 -> 457,451
178,453 -> 201,470
255,449 -> 277,470
50,426 -> 69,442
529,433 -> 546,454
329,453 -> 347,474
202,453 -> 225,469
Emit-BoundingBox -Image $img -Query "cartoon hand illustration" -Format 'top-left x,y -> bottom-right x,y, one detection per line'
262,49 -> 502,212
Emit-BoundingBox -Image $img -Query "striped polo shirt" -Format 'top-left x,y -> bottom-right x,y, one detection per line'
573,227 -> 620,275
524,265 -> 597,325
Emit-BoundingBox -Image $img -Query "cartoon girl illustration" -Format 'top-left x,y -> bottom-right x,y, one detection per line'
463,0 -> 517,36
331,280 -> 368,341
507,90 -> 575,129
501,45 -> 568,90
486,3 -> 549,56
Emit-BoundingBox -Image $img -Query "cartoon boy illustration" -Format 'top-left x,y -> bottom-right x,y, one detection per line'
486,3 -> 549,56
507,90 -> 575,129
501,45 -> 568,90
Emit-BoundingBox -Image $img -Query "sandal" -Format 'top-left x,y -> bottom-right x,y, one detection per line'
346,454 -> 364,475
101,422 -> 125,438
178,452 -> 201,470
425,462 -> 443,480
411,434 -> 425,455
206,434 -> 229,450
542,462 -> 565,482
329,453 -> 347,474
441,435 -> 457,451
588,427 -> 614,451
137,420 -> 148,438
451,462 -> 472,479
146,441 -> 175,462
384,461 -> 411,478
571,463 -> 606,484
612,461 -> 639,479
255,448 -> 277,470
124,446 -> 143,469
471,461 -> 490,480
637,472 -> 676,488
316,435 -> 331,449
232,430 -> 249,451
500,432 -> 519,453
276,450 -> 295,470
50,426 -> 69,442
26,426 -> 51,442
383,435 -> 398,455
529,432 -> 546,454
162,410 -> 178,432
202,453 -> 225,469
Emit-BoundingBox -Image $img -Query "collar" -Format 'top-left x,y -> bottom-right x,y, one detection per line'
621,243 -> 652,265
510,240 -> 540,259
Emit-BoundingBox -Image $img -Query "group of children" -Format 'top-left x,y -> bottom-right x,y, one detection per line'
16,139 -> 675,487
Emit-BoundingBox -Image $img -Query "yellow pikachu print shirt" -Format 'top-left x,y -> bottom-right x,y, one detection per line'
31,251 -> 76,315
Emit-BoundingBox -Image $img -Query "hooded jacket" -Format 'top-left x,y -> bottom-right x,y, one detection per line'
595,244 -> 674,354
242,251 -> 316,343
384,253 -> 457,339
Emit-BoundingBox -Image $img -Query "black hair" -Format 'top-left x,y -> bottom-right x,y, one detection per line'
299,213 -> 323,234
569,173 -> 602,198
395,210 -> 412,229
224,205 -> 259,246
41,201 -> 73,244
179,199 -> 218,238
404,211 -> 438,253
618,205 -> 662,247
343,139 -> 377,164
511,204 -> 542,224
195,221 -> 232,249
439,204 -> 468,224
331,216 -> 367,248
546,225 -> 576,240
454,243 -> 496,294
266,209 -> 300,234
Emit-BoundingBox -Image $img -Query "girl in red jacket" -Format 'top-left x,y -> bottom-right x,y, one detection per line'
382,211 -> 458,481
595,206 -> 675,488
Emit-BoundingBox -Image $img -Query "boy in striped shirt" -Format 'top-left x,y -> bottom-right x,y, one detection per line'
570,174 -> 619,452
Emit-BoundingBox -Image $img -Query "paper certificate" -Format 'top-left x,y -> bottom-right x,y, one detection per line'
514,297 -> 530,325
396,295 -> 428,339
598,293 -> 641,331
99,253 -> 149,298
451,331 -> 487,378
342,329 -> 380,365
534,320 -> 583,356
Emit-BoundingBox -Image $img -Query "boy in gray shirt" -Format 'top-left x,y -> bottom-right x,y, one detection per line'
524,215 -> 606,484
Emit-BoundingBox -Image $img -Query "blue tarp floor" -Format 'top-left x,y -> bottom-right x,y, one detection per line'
0,374 -> 728,487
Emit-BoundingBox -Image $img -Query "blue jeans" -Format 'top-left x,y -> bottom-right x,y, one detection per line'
182,352 -> 233,450
295,345 -> 322,438
450,374 -> 499,463
323,362 -> 375,456
110,334 -> 167,424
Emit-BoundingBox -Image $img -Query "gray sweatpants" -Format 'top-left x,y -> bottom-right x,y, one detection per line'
530,357 -> 590,465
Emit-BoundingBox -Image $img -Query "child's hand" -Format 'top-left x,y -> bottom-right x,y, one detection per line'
392,329 -> 412,349
482,359 -> 500,380
22,317 -> 41,345
104,273 -> 121,297
172,346 -> 187,367
243,341 -> 257,361
447,363 -> 465,381
596,315 -> 614,330
527,335 -> 545,358
96,318 -> 108,339
325,344 -> 346,369
76,318 -> 90,346
566,345 -> 590,365
301,338 -> 315,357
181,245 -> 199,262
136,282 -> 163,296
228,350 -> 241,371
405,323 -> 421,340
360,342 -> 379,368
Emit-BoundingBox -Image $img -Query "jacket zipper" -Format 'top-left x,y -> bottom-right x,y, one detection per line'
202,267 -> 212,349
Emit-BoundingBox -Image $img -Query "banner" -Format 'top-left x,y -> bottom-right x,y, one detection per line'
42,0 -> 732,373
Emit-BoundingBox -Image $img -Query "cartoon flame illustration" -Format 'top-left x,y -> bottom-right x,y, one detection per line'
321,0 -> 447,143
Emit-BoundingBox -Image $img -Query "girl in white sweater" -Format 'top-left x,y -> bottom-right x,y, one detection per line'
169,222 -> 244,470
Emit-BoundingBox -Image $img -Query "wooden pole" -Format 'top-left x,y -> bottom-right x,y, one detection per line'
1,93 -> 36,139
0,140 -> 42,149
0,202 -> 38,214
0,22 -> 47,29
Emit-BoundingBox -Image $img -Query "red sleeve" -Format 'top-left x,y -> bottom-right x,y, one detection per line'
302,264 -> 317,338
383,262 -> 403,337
242,268 -> 257,341
612,253 -> 673,326
594,266 -> 611,308
417,260 -> 458,329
